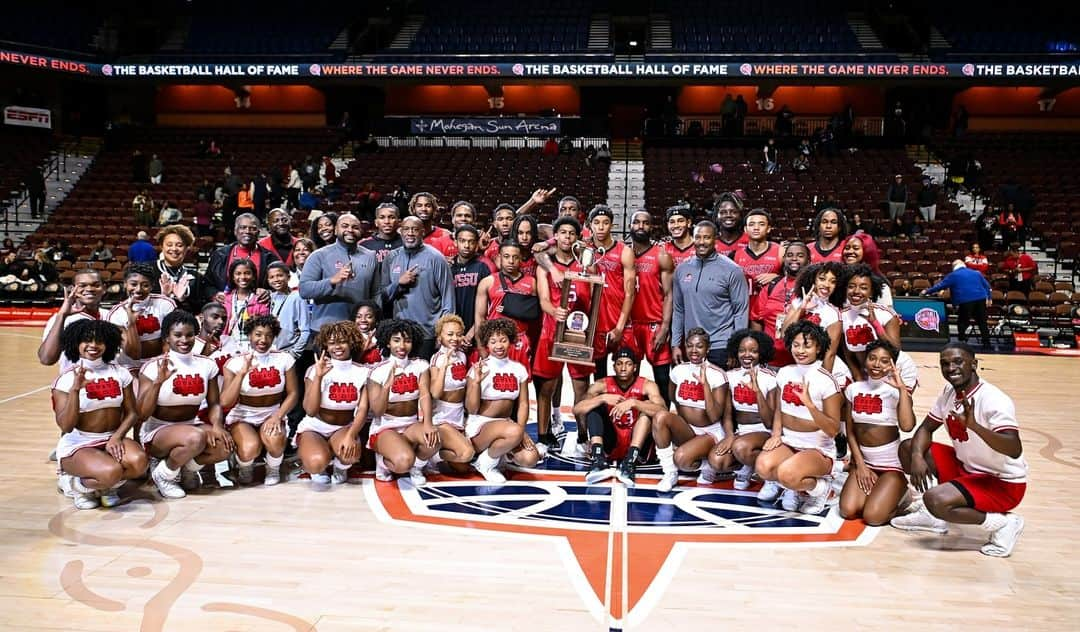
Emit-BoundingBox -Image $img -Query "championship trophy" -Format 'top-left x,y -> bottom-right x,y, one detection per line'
549,241 -> 606,365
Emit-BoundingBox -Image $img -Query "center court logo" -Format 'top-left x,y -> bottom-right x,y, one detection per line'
363,453 -> 876,630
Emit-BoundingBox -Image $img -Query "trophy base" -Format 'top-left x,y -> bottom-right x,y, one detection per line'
550,343 -> 595,366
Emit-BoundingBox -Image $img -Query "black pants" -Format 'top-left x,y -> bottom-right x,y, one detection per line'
28,192 -> 45,217
956,300 -> 991,346
707,348 -> 728,369
416,337 -> 436,361
584,406 -> 620,454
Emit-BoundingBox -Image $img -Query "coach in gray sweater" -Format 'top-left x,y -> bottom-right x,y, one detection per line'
300,213 -> 381,332
381,216 -> 455,358
672,220 -> 750,367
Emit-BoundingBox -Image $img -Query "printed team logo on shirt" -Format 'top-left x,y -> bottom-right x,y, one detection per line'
676,380 -> 706,402
945,412 -> 970,442
248,368 -> 282,389
732,383 -> 758,406
85,378 -> 122,400
682,273 -> 693,283
450,362 -> 468,381
802,312 -> 822,327
391,373 -> 419,395
172,374 -> 206,397
135,313 -> 161,335
328,382 -> 359,403
845,324 -> 875,346
781,382 -> 805,406
852,393 -> 884,415
491,373 -> 518,393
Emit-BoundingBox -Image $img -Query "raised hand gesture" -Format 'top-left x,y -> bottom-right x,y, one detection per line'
153,356 -> 176,386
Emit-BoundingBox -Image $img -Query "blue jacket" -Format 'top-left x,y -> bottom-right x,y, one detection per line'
127,239 -> 157,263
926,267 -> 991,305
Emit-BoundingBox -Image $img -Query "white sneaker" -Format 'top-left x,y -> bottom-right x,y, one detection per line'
99,486 -> 122,508
890,506 -> 949,534
781,488 -> 802,512
264,466 -> 281,486
656,470 -> 679,493
799,493 -> 829,515
152,464 -> 186,499
981,514 -> 1024,558
733,464 -> 754,490
180,468 -> 201,491
696,464 -> 717,485
59,475 -> 100,509
57,474 -> 74,497
310,472 -> 331,485
550,414 -> 565,436
374,455 -> 393,482
408,466 -> 428,487
236,464 -> 254,485
756,480 -> 782,502
830,470 -> 849,497
48,448 -> 58,462
331,467 -> 349,485
474,451 -> 507,484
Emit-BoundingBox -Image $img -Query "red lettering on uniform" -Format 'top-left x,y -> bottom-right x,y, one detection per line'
852,393 -> 884,415
733,384 -> 757,406
135,313 -> 161,335
802,312 -> 822,326
945,413 -> 970,442
215,355 -> 231,372
328,382 -> 358,403
172,374 -> 206,396
782,382 -> 805,406
491,373 -> 518,393
845,324 -> 875,346
451,362 -> 467,381
391,373 -> 419,395
248,367 -> 282,388
677,380 -> 705,402
84,378 -> 121,400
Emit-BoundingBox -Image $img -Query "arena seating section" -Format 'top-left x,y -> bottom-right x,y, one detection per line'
933,5 -> 1079,58
181,7 -> 344,57
0,128 -> 56,207
397,0 -> 591,55
0,7 -> 101,54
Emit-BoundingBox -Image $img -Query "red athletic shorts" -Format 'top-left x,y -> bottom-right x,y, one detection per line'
931,443 -> 1026,513
469,336 -> 532,379
623,321 -> 673,366
532,327 -> 594,380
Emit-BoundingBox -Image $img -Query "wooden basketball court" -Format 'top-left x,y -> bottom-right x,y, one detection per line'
2,324 -> 1078,631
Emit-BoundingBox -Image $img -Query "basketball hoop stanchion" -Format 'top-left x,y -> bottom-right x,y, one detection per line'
550,242 -> 605,366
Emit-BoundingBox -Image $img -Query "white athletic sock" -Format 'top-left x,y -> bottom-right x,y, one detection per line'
182,459 -> 202,472
155,461 -> 180,481
265,453 -> 283,469
71,477 -> 94,494
699,461 -> 716,475
332,457 -> 348,471
979,512 -> 1009,532
656,445 -> 676,474
808,477 -> 830,498
429,451 -> 444,466
412,457 -> 428,469
236,459 -> 255,468
476,449 -> 496,469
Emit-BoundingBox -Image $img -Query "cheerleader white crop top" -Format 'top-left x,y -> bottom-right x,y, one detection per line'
53,359 -> 132,413
776,361 -> 841,422
306,359 -> 369,411
670,362 -> 727,411
726,366 -> 777,414
478,356 -> 529,401
433,347 -> 468,392
140,351 -> 219,407
368,357 -> 429,403
845,379 -> 901,427
840,303 -> 897,353
224,350 -> 295,397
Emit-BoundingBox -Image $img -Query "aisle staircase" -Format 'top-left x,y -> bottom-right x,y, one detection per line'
606,140 -> 644,234
4,139 -> 100,241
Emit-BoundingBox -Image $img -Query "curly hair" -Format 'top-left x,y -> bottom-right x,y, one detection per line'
156,224 -> 195,248
61,319 -> 123,364
375,318 -> 427,358
435,314 -> 465,340
242,314 -> 282,338
161,309 -> 200,341
794,262 -> 847,308
842,263 -> 883,303
227,258 -> 257,288
812,206 -> 848,244
477,317 -> 518,346
864,339 -> 900,363
510,214 -> 539,248
783,320 -> 831,361
315,320 -> 363,354
725,328 -> 776,368
685,327 -> 711,350
123,262 -> 158,283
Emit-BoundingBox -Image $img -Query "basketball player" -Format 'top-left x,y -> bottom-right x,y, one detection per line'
39,269 -> 107,373
297,321 -> 369,486
428,315 -> 476,472
664,205 -> 696,267
107,262 -> 177,375
367,319 -> 439,485
754,321 -> 843,514
137,311 -> 233,499
729,208 -> 783,296
840,264 -> 901,382
450,200 -> 477,230
724,329 -> 778,492
625,210 -> 675,403
839,340 -> 915,525
482,204 -> 518,265
653,328 -> 733,492
585,205 -> 636,377
359,202 -> 403,263
510,215 -> 542,278
574,348 -> 666,487
412,192 -> 455,258
475,240 -> 537,370
808,206 -> 848,264
749,241 -> 808,367
220,315 -> 299,486
891,343 -> 1027,557
466,318 -> 538,483
534,217 -> 594,451
53,320 -> 147,509
714,192 -> 749,254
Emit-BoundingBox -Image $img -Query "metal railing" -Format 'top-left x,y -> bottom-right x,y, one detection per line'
3,140 -> 68,238
677,116 -> 884,137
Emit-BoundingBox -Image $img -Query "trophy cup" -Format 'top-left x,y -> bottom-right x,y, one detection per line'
549,242 -> 607,365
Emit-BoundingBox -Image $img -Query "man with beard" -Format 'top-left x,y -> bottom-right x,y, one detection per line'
382,216 -> 455,358
258,208 -> 299,267
714,191 -> 749,254
625,210 -> 675,404
482,204 -> 518,264
299,213 -> 381,332
412,192 -> 456,258
206,213 -> 281,293
749,241 -> 809,366
450,224 -> 490,350
664,205 -> 696,267
672,221 -> 749,367
360,202 -> 403,263
450,201 -> 477,230
585,205 -> 636,378
892,343 -> 1028,558
729,208 -> 783,297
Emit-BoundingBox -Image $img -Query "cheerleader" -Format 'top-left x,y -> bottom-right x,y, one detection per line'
839,340 -> 916,525
107,262 -> 177,375
723,329 -> 780,494
298,321 -> 369,486
220,315 -> 298,486
53,320 -> 147,509
466,318 -> 537,484
653,327 -> 733,492
350,300 -> 382,365
840,264 -> 901,382
754,321 -> 843,514
781,262 -> 845,371
137,311 -> 233,499
428,315 -> 476,472
192,302 -> 227,356
366,319 -> 439,485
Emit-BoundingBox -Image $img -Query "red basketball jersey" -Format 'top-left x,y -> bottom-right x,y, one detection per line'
604,375 -> 648,429
593,240 -> 628,333
715,231 -> 749,255
729,242 -> 783,293
543,258 -> 592,334
631,244 -> 665,324
664,239 -> 695,267
809,241 -> 845,264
